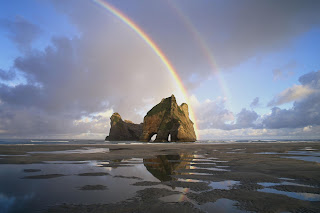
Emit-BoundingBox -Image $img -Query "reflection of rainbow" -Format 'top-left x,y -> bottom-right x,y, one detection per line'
93,0 -> 198,136
179,187 -> 190,202
167,1 -> 231,105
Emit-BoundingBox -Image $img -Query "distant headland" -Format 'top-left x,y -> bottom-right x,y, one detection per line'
105,95 -> 196,142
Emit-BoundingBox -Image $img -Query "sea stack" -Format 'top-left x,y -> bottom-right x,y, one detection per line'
105,113 -> 143,141
140,95 -> 196,142
105,95 -> 196,142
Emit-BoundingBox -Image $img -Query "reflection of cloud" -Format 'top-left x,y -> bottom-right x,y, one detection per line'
272,61 -> 296,81
250,97 -> 260,108
0,193 -> 34,213
0,193 -> 15,213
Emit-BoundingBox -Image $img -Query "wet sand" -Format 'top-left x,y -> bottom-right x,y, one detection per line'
0,142 -> 319,212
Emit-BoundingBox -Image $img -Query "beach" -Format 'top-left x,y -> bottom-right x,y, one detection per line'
0,142 -> 319,212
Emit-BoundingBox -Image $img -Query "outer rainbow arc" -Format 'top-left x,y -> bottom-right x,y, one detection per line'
167,1 -> 231,106
93,0 -> 198,137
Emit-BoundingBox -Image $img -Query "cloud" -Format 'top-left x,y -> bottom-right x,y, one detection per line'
230,108 -> 259,129
198,125 -> 320,140
0,1 -> 181,138
0,17 -> 42,51
272,61 -> 296,81
268,84 -> 315,106
0,69 -> 15,81
191,96 -> 259,130
1,1 -> 320,139
169,0 -> 320,71
250,97 -> 259,108
263,70 -> 320,129
190,96 -> 234,130
194,70 -> 320,134
48,0 -> 320,84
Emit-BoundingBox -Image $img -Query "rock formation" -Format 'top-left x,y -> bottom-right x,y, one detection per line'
105,113 -> 143,141
140,95 -> 196,142
105,95 -> 196,142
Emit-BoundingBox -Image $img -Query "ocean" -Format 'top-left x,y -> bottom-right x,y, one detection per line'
0,138 -> 318,145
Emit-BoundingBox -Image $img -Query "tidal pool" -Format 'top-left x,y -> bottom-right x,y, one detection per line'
256,150 -> 320,163
199,198 -> 248,213
0,153 -> 241,213
258,188 -> 320,201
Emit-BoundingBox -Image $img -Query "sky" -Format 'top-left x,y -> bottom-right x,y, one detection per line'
0,0 -> 320,140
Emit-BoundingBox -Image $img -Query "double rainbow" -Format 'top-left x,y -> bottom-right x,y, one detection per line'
93,0 -> 198,136
167,1 -> 231,104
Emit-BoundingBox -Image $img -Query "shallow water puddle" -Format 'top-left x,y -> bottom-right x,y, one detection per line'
282,156 -> 320,163
256,152 -> 279,155
209,180 -> 240,190
299,147 -> 318,151
187,165 -> 229,172
256,150 -> 320,163
198,198 -> 247,213
159,193 -> 191,203
213,160 -> 229,163
0,161 -> 158,212
258,188 -> 320,201
43,160 -> 91,164
177,178 -> 203,183
29,147 -> 110,154
278,177 -> 295,181
258,181 -> 320,201
185,172 -> 213,176
258,181 -> 312,188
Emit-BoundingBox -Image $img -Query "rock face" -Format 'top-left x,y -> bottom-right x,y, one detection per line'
105,113 -> 143,141
105,95 -> 196,142
140,95 -> 196,142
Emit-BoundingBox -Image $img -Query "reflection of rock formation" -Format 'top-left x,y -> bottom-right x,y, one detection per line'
140,95 -> 196,142
105,113 -> 143,141
143,154 -> 193,181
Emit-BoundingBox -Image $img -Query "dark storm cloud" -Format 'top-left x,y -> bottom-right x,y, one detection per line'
263,71 -> 320,128
120,0 -> 320,77
0,1 -> 177,137
0,17 -> 42,51
0,69 -> 15,81
1,0 -> 320,138
0,102 -> 109,138
180,0 -> 320,69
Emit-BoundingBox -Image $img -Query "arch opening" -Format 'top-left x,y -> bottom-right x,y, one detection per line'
168,134 -> 171,142
150,134 -> 157,142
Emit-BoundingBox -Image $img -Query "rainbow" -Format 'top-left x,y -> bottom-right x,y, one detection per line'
167,1 -> 231,107
93,0 -> 198,136
179,187 -> 190,202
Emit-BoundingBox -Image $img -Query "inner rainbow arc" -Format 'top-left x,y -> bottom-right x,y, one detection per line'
93,0 -> 198,137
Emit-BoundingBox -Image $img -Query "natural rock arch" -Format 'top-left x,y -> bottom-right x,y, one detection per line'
105,95 -> 196,142
139,95 -> 196,142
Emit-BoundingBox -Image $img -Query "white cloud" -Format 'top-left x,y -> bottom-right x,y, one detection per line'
198,126 -> 320,140
268,84 -> 315,106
